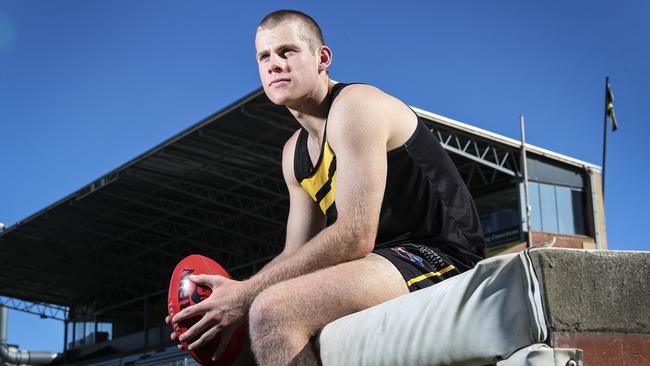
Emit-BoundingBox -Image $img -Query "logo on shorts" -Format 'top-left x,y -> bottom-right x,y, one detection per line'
392,246 -> 424,266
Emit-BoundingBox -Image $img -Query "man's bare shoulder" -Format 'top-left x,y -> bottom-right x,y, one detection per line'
329,83 -> 412,122
283,129 -> 302,154
328,83 -> 416,151
330,84 -> 392,115
280,129 -> 302,184
281,129 -> 303,165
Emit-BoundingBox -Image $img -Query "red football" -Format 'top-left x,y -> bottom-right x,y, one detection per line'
168,254 -> 245,366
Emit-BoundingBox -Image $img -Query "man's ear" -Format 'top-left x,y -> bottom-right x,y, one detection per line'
318,45 -> 333,72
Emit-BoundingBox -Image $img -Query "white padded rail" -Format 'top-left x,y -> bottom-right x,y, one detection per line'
316,251 -> 548,366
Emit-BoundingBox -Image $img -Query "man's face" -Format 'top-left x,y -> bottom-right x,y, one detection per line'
255,20 -> 321,106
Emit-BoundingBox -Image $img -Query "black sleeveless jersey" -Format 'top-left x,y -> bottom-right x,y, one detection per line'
293,83 -> 485,270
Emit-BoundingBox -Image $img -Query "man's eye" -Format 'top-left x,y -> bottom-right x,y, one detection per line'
283,50 -> 295,56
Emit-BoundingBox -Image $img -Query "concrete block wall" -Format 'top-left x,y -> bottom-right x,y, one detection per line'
530,248 -> 650,365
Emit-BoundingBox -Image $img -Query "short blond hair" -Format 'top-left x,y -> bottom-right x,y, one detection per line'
258,10 -> 325,53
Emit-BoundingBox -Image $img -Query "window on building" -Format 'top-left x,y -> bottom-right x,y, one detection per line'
68,321 -> 112,348
539,183 -> 558,233
527,182 -> 585,235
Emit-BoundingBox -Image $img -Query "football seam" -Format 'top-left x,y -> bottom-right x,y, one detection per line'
197,255 -> 215,275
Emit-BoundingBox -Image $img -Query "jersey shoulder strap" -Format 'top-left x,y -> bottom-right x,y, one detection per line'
292,82 -> 359,182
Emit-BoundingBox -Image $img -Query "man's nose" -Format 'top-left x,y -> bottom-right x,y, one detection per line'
268,53 -> 285,73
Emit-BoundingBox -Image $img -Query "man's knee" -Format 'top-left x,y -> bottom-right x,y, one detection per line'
249,285 -> 287,335
248,285 -> 318,365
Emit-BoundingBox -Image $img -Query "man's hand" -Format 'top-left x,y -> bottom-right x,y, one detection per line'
169,274 -> 251,358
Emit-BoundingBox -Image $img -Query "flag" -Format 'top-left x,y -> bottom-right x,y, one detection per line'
605,81 -> 619,131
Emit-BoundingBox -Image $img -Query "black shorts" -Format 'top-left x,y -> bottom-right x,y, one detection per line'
373,244 -> 462,292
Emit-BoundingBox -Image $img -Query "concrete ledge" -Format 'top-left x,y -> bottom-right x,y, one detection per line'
529,248 -> 650,333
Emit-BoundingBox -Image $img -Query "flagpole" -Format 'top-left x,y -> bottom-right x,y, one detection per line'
601,76 -> 609,200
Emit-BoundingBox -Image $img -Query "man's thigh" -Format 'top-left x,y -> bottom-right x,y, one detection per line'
254,253 -> 409,334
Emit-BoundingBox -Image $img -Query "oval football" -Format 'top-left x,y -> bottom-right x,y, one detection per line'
167,254 -> 245,366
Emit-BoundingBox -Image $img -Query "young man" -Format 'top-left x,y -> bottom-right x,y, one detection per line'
169,10 -> 485,365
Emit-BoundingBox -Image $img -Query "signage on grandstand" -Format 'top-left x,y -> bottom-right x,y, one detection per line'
484,225 -> 522,248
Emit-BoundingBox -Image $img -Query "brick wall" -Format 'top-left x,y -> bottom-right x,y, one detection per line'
530,231 -> 596,249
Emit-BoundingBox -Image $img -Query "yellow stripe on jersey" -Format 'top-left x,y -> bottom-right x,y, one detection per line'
405,265 -> 456,287
319,172 -> 336,212
299,140 -> 336,214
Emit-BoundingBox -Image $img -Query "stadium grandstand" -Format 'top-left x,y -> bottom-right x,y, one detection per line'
0,86 -> 610,365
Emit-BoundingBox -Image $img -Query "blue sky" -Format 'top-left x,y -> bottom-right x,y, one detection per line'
1,0 -> 648,353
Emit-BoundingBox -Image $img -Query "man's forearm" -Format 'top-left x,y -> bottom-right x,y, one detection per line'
256,252 -> 287,275
242,223 -> 370,304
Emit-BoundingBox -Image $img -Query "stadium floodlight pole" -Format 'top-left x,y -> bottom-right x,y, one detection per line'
520,115 -> 533,247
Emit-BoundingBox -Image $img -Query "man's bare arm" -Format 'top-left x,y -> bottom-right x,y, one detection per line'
242,85 -> 391,301
256,130 -> 326,275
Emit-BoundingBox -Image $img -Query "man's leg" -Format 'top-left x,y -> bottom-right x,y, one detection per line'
248,253 -> 409,366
